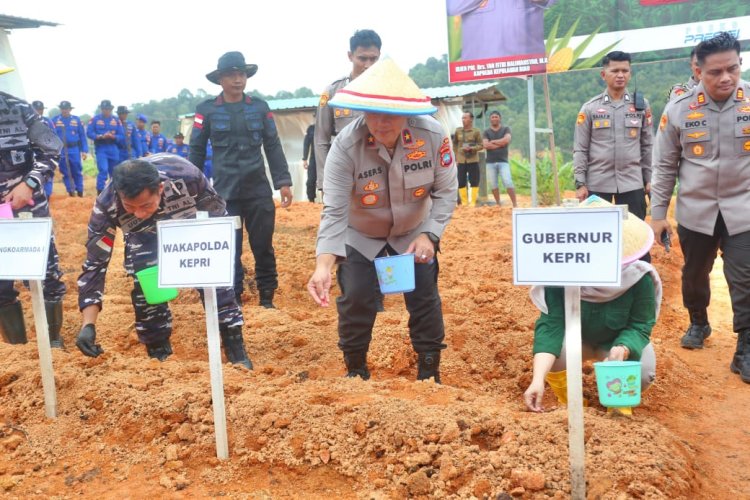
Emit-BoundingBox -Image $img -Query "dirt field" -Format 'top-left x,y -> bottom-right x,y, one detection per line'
1,184 -> 748,499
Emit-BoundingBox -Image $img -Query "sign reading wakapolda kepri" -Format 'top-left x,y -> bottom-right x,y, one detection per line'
157,217 -> 235,288
513,207 -> 623,287
0,219 -> 52,280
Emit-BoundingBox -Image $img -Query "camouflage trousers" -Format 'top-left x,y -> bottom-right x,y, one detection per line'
130,279 -> 243,344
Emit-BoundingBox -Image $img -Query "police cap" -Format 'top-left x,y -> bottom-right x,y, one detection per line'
59,101 -> 73,109
32,100 -> 44,110
116,105 -> 129,114
100,99 -> 114,110
137,114 -> 148,122
174,132 -> 184,139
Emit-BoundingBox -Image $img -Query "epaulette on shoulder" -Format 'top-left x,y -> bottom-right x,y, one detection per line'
672,85 -> 696,105
407,115 -> 444,134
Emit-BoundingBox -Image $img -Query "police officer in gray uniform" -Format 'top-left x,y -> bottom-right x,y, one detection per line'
308,58 -> 457,383
667,46 -> 700,101
650,32 -> 750,383
75,154 -> 252,367
574,51 -> 653,262
314,29 -> 381,191
0,68 -> 66,348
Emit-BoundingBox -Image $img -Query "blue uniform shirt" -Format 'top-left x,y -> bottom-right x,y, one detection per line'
150,133 -> 168,153
134,128 -> 151,157
119,120 -> 142,159
52,114 -> 89,153
167,143 -> 190,158
86,114 -> 125,148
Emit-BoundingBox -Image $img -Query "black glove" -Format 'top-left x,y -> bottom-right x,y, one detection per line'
76,324 -> 104,357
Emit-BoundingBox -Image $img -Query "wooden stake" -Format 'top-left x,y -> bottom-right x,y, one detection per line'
17,213 -> 57,419
196,211 -> 228,460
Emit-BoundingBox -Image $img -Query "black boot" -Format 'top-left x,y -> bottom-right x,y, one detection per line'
145,338 -> 173,361
77,191 -> 83,197
417,351 -> 441,384
0,301 -> 27,344
259,289 -> 276,309
220,325 -> 253,369
44,300 -> 64,349
68,191 -> 74,197
680,310 -> 711,349
730,330 -> 750,383
343,351 -> 370,380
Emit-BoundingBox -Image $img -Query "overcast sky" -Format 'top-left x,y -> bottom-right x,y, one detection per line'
4,0 -> 450,114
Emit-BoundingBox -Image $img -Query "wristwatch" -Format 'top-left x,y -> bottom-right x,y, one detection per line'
24,177 -> 40,191
575,181 -> 586,189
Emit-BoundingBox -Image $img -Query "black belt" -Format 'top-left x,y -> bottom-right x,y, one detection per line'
95,139 -> 115,144
66,142 -> 80,148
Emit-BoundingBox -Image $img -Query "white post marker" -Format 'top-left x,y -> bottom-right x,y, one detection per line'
513,204 -> 624,499
157,212 -> 236,460
0,214 -> 56,418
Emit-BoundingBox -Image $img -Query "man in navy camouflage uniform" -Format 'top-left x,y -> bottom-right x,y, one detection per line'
0,70 -> 66,348
75,153 -> 252,367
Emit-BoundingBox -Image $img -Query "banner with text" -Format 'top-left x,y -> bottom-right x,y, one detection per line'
0,219 -> 52,280
513,207 -> 623,286
447,0 -> 750,83
157,218 -> 235,288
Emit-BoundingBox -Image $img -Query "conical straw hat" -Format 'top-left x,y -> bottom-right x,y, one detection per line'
329,57 -> 436,115
579,195 -> 653,264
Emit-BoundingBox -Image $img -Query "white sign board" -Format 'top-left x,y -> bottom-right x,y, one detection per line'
513,207 -> 623,287
0,219 -> 52,280
157,217 -> 235,288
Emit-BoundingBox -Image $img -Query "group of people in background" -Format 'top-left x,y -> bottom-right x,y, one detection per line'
30,99 -> 203,197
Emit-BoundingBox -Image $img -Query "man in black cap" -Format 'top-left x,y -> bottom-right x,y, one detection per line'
86,100 -> 125,194
189,51 -> 293,308
116,105 -> 142,162
31,100 -> 58,197
51,101 -> 89,196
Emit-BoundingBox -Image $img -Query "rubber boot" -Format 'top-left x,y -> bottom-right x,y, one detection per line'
730,330 -> 750,384
259,289 -> 276,309
417,351 -> 441,384
680,309 -> 711,349
470,186 -> 479,206
146,338 -> 173,361
44,300 -> 64,349
343,351 -> 370,380
546,370 -> 589,407
545,370 -> 568,405
0,301 -> 27,344
220,325 -> 253,369
458,187 -> 468,206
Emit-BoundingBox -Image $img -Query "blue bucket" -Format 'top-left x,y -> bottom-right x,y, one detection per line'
374,253 -> 415,294
593,361 -> 642,408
